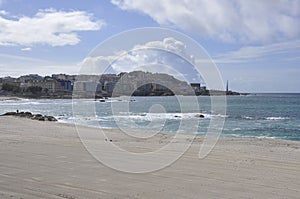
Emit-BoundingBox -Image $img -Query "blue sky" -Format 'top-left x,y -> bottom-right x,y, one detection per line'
0,0 -> 299,92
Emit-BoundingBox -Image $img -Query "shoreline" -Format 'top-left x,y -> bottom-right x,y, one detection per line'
1,107 -> 299,142
0,116 -> 299,198
70,121 -> 300,142
0,96 -> 26,101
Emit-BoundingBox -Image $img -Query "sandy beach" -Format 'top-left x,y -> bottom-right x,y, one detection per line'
0,116 -> 299,198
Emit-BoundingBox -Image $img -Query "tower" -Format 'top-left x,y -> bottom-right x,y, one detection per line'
226,80 -> 229,93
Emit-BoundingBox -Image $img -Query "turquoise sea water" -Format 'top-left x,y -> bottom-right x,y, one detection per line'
1,94 -> 300,141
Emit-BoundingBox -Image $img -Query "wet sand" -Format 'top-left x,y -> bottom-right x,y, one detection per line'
0,116 -> 299,198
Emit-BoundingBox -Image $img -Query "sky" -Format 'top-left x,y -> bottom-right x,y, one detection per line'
0,0 -> 299,92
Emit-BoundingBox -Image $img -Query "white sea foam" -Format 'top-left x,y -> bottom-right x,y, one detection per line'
113,112 -> 226,121
0,101 -> 43,106
265,117 -> 289,120
256,136 -> 277,139
242,115 -> 253,120
223,134 -> 278,140
94,97 -> 136,103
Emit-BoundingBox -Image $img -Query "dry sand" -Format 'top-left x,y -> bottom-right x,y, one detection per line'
0,116 -> 299,198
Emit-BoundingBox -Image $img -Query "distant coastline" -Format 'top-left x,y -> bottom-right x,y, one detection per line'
0,90 -> 245,99
0,71 -> 244,99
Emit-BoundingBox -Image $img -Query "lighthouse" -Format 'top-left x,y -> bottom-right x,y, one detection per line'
226,80 -> 229,93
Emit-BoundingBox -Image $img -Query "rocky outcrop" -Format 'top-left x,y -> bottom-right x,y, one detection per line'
1,112 -> 17,116
1,111 -> 57,122
195,114 -> 205,118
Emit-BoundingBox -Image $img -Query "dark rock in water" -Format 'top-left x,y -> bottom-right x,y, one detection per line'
38,117 -> 45,121
32,114 -> 44,121
195,114 -> 205,118
32,114 -> 57,122
25,112 -> 32,115
1,112 -> 17,116
19,112 -> 32,118
1,111 -> 57,122
45,116 -> 57,121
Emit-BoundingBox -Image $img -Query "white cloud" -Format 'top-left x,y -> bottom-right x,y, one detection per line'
0,53 -> 79,77
213,40 -> 300,63
113,37 -> 193,71
21,47 -> 32,51
0,53 -> 49,63
80,55 -> 115,74
82,37 -> 194,73
284,56 -> 300,62
81,37 -> 200,82
0,9 -> 105,46
0,10 -> 8,15
0,63 -> 79,77
0,52 -> 80,75
111,0 -> 300,43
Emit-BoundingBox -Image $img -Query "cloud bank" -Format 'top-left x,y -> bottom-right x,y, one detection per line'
82,37 -> 193,72
0,8 -> 105,46
214,40 -> 300,63
111,0 -> 300,43
81,37 -> 199,82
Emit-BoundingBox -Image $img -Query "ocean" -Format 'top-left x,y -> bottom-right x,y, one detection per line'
1,93 -> 300,141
